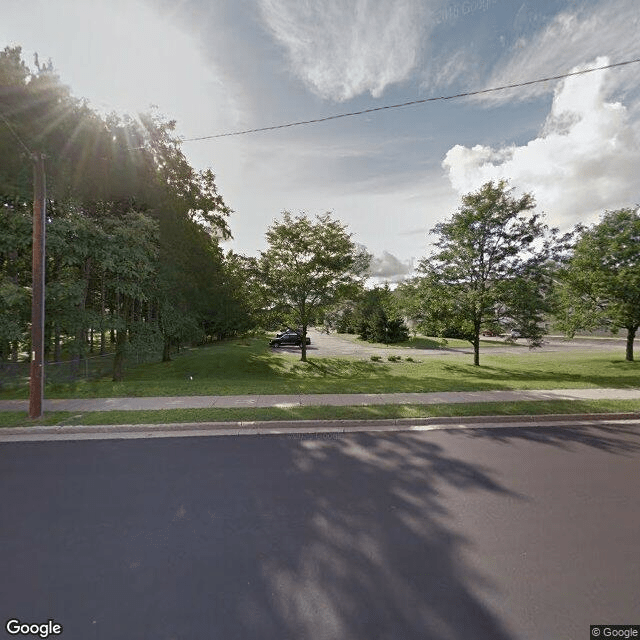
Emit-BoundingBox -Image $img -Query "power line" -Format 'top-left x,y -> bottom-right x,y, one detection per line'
0,109 -> 33,155
179,57 -> 640,142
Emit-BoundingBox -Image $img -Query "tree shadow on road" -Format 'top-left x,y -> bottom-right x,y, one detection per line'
227,432 -> 524,640
452,423 -> 640,455
7,433 -> 528,639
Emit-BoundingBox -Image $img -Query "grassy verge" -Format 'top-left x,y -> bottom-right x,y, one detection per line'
2,399 -> 640,429
1,337 -> 638,400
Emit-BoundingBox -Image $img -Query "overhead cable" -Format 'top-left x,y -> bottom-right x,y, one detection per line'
179,57 -> 640,142
0,110 -> 33,155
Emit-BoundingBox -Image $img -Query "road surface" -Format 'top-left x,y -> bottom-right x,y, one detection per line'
1,421 -> 639,639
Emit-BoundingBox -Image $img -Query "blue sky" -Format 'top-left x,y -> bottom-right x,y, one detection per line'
3,0 -> 640,279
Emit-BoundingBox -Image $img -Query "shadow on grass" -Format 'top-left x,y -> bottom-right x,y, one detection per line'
9,336 -> 638,400
440,359 -> 640,389
291,357 -> 390,378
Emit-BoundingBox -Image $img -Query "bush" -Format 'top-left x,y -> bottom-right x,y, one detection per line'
387,355 -> 401,362
370,355 -> 381,362
350,286 -> 410,344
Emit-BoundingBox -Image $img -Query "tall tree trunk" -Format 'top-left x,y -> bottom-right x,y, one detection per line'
112,297 -> 130,382
626,325 -> 637,362
473,321 -> 481,366
299,302 -> 308,362
112,329 -> 127,381
73,257 -> 92,370
54,327 -> 61,362
100,273 -> 106,355
162,336 -> 172,362
111,290 -> 119,346
300,324 -> 308,362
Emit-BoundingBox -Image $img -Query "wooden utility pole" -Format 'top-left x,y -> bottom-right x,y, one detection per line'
29,153 -> 46,419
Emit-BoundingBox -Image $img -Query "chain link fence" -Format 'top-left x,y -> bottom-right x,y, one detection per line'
0,347 -> 162,391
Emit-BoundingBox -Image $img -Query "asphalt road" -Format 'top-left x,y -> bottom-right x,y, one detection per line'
1,422 -> 639,640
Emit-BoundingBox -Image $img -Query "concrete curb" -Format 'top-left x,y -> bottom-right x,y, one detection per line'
2,412 -> 640,442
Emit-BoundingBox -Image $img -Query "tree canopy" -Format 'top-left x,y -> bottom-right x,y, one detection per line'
557,207 -> 640,361
259,212 -> 370,361
410,180 -> 556,365
0,46 -> 247,382
334,284 -> 409,344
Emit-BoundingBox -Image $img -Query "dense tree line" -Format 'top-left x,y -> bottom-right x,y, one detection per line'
0,46 -> 253,380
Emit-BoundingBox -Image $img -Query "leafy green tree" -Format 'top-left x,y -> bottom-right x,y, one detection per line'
558,208 -> 640,361
353,285 -> 409,344
415,180 -> 556,365
0,196 -> 31,360
45,204 -> 101,362
1,46 -> 242,383
101,212 -> 159,380
398,274 -> 477,342
260,212 -> 370,361
213,252 -> 263,337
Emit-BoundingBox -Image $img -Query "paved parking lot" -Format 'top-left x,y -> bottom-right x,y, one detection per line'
272,329 -> 636,359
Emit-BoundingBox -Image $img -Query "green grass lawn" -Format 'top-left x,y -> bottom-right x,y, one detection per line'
0,336 -> 638,400
2,399 -> 640,429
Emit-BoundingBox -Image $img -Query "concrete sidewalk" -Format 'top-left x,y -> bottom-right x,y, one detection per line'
1,387 -> 640,412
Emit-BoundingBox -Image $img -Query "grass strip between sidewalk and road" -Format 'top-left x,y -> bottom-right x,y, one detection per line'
2,399 -> 640,429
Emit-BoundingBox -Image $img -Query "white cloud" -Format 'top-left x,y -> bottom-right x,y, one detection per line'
477,0 -> 640,107
427,48 -> 474,90
258,0 -> 428,101
369,251 -> 414,279
443,59 -> 640,228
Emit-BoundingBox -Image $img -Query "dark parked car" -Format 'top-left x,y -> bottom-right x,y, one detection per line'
269,330 -> 311,347
275,327 -> 296,338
